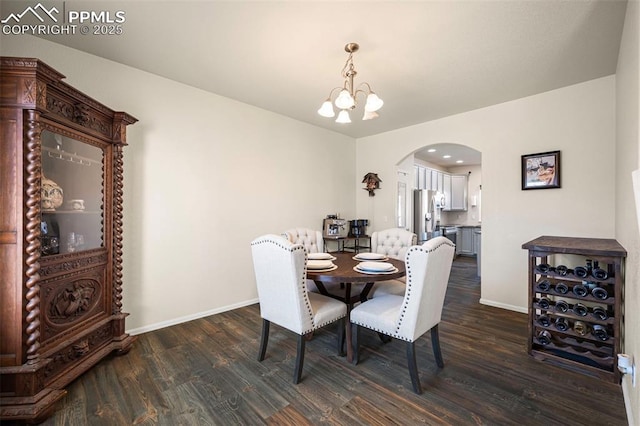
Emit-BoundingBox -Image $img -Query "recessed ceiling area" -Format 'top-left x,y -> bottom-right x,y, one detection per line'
415,144 -> 482,167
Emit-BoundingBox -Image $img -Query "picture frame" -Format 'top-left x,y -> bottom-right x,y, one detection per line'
521,150 -> 561,190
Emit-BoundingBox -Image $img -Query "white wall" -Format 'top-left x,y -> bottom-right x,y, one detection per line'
615,1 -> 639,424
356,76 -> 616,313
1,36 -> 356,332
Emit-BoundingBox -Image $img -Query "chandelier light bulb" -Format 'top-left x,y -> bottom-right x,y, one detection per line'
364,92 -> 384,112
317,100 -> 335,118
334,89 -> 355,109
336,110 -> 351,123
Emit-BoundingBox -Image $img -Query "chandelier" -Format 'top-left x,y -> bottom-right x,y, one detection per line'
317,43 -> 384,123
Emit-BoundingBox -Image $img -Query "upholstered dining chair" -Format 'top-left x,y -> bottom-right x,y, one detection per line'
350,236 -> 455,394
251,234 -> 347,384
283,228 -> 326,292
283,228 -> 324,253
368,228 -> 418,297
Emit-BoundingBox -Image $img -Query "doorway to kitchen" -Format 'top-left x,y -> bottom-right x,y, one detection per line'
403,143 -> 482,278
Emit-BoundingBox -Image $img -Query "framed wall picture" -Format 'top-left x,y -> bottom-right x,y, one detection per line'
521,150 -> 561,190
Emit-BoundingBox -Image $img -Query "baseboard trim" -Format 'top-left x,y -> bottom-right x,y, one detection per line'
126,298 -> 259,336
622,380 -> 635,426
479,298 -> 528,314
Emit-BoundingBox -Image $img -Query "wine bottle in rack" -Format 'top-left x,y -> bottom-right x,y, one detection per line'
537,315 -> 551,327
555,265 -> 568,276
573,321 -> 588,336
573,266 -> 588,278
573,303 -> 588,316
538,297 -> 551,310
572,283 -> 588,297
537,330 -> 552,345
554,282 -> 569,294
554,317 -> 569,332
555,300 -> 569,313
537,279 -> 551,292
592,324 -> 609,341
592,306 -> 608,321
591,285 -> 608,300
536,263 -> 551,273
591,261 -> 608,280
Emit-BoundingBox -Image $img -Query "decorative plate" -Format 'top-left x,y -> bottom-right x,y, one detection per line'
356,261 -> 395,272
354,253 -> 387,261
353,266 -> 400,275
308,253 -> 337,261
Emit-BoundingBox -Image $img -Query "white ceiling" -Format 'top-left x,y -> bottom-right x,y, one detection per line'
23,0 -> 627,148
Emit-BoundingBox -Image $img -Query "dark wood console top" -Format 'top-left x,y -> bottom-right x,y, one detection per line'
522,236 -> 627,257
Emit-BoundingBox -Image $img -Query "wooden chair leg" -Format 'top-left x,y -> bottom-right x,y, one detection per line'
431,324 -> 444,368
293,334 -> 306,384
351,323 -> 360,365
258,319 -> 270,361
337,318 -> 346,357
406,341 -> 423,394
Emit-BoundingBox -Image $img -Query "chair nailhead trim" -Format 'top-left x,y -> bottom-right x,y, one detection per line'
391,238 -> 454,334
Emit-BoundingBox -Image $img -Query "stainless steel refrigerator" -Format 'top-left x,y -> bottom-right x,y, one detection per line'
413,189 -> 442,243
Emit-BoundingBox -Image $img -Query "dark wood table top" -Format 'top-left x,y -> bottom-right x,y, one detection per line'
306,252 -> 406,283
306,252 -> 406,363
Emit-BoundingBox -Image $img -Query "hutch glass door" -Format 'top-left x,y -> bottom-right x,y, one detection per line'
40,129 -> 104,256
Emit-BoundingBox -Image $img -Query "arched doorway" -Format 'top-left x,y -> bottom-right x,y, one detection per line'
397,142 -> 482,274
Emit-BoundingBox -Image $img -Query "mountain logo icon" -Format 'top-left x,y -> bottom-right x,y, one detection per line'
1,3 -> 59,24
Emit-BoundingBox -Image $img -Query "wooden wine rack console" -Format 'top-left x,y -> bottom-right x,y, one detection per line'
522,236 -> 626,383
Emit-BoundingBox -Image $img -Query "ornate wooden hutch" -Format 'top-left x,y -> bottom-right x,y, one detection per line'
0,57 -> 137,422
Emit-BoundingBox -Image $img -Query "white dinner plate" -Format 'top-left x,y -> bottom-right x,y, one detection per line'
357,261 -> 395,272
353,266 -> 399,275
307,265 -> 338,273
354,253 -> 387,261
307,260 -> 335,270
308,253 -> 337,261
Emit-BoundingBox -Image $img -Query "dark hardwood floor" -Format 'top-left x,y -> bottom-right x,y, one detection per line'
40,257 -> 627,425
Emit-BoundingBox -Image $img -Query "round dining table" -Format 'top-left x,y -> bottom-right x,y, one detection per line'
306,252 -> 406,362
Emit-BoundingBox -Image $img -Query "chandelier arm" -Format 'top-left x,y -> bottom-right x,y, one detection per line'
354,88 -> 370,98
356,82 -> 374,93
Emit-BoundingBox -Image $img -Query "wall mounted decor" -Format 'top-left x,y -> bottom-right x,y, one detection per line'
362,172 -> 382,196
522,151 -> 561,190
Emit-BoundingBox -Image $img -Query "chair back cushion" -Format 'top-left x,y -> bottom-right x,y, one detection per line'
283,228 -> 324,253
251,234 -> 315,334
396,236 -> 455,341
371,228 -> 417,260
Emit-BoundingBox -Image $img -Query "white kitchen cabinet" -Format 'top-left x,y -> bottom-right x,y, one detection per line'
418,166 -> 426,189
443,173 -> 452,210
435,171 -> 445,192
459,227 -> 475,255
450,174 -> 468,211
424,168 -> 432,190
429,170 -> 438,191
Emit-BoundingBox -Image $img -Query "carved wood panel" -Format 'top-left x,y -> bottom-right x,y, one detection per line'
40,266 -> 106,343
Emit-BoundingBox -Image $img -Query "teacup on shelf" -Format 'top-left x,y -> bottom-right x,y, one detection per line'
69,199 -> 85,211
